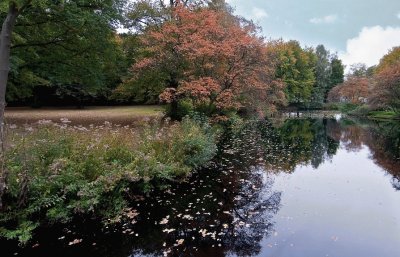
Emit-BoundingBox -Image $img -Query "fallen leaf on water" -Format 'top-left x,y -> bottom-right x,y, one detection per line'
68,239 -> 82,246
159,216 -> 170,225
176,239 -> 184,245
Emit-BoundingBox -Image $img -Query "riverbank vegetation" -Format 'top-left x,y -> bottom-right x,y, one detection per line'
0,117 -> 218,243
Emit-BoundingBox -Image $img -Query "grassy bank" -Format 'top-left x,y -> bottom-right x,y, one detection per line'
5,106 -> 165,125
0,117 -> 218,243
324,103 -> 400,121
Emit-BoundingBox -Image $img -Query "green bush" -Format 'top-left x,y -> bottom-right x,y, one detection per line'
349,105 -> 371,116
323,102 -> 340,110
0,118 -> 218,244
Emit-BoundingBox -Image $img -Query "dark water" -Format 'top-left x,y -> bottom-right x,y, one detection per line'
2,117 -> 400,257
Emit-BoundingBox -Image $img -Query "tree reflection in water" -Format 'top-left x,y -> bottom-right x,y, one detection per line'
107,118 -> 400,256
327,118 -> 400,191
3,117 -> 399,257
255,119 -> 340,173
125,123 -> 285,257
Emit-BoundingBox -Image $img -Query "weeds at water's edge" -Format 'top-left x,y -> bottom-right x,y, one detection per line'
0,117 -> 219,244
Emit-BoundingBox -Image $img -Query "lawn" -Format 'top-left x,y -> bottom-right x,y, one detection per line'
5,105 -> 165,125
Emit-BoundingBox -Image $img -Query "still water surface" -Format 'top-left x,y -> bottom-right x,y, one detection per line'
2,117 -> 400,257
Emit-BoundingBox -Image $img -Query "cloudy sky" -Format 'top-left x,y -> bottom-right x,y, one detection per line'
225,0 -> 400,69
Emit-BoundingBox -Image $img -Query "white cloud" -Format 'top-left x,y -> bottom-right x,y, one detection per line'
397,12 -> 400,19
309,14 -> 338,24
340,26 -> 400,69
252,7 -> 268,19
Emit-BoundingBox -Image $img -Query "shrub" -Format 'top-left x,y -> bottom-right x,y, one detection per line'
323,102 -> 340,110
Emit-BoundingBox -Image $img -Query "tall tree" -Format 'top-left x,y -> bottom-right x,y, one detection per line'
310,44 -> 331,108
0,0 -> 127,115
8,4 -> 126,106
370,62 -> 400,111
327,55 -> 344,101
123,3 -> 285,118
369,46 -> 400,111
348,63 -> 369,78
273,40 -> 315,108
0,1 -> 25,212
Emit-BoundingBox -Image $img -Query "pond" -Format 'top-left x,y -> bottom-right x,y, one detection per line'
2,117 -> 400,257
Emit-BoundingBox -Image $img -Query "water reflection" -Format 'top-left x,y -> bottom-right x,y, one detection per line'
2,117 -> 400,257
260,118 -> 400,257
255,119 -> 340,172
327,118 -> 400,189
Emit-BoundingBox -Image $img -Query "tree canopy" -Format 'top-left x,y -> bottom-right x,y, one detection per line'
119,3 -> 285,118
272,40 -> 315,108
1,0 -> 129,105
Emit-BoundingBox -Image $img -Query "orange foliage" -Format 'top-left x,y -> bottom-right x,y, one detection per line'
369,63 -> 400,110
327,77 -> 370,104
133,4 -> 285,113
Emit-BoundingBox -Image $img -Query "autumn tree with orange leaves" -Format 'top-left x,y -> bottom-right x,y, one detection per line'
124,3 -> 285,118
369,63 -> 400,110
327,77 -> 370,104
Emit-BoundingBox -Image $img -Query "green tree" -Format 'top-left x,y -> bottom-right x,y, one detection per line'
273,40 -> 316,108
1,0 -> 128,104
327,55 -> 344,101
310,44 -> 331,108
6,1 -> 128,106
348,63 -> 369,78
0,0 -> 127,209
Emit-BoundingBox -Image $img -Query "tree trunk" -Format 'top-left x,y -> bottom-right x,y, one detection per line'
0,3 -> 19,211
